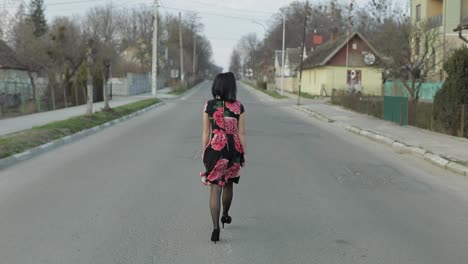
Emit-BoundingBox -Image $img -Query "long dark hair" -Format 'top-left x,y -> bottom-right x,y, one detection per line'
212,72 -> 237,102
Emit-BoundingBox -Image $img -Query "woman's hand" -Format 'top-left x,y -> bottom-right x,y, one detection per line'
201,176 -> 211,186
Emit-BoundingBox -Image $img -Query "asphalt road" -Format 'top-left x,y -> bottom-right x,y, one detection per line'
1,81 -> 468,264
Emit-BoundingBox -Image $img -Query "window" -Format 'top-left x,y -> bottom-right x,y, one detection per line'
416,4 -> 421,21
352,42 -> 357,50
347,70 -> 362,85
415,37 -> 420,56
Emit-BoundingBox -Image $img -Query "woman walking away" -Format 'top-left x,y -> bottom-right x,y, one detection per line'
200,72 -> 247,243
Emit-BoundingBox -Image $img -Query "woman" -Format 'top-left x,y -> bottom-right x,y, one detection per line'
200,72 -> 246,243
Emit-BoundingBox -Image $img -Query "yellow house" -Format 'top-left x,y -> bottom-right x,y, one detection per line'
299,32 -> 382,96
411,0 -> 468,80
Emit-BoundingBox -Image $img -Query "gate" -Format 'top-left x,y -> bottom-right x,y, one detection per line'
383,96 -> 408,126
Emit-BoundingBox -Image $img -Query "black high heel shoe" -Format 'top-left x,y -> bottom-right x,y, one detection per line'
221,215 -> 232,229
211,228 -> 220,243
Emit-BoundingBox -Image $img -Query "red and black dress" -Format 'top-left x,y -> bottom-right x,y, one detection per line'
200,99 -> 245,186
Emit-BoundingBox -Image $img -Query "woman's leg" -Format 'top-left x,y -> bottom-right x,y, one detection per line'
210,184 -> 222,229
222,182 -> 233,216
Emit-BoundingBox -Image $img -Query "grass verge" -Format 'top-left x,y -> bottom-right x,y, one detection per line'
0,99 -> 160,159
241,81 -> 288,99
295,92 -> 320,99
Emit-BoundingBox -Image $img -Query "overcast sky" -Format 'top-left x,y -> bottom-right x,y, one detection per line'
4,0 -> 408,71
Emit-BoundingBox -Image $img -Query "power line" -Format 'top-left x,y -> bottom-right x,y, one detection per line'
45,0 -> 147,13
160,5 -> 270,22
174,0 -> 277,15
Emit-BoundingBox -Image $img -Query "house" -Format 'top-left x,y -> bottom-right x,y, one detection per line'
411,0 -> 468,80
453,0 -> 468,42
274,48 -> 302,92
299,32 -> 382,96
0,40 -> 36,104
305,32 -> 329,54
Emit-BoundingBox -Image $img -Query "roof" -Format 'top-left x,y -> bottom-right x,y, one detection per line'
0,40 -> 27,70
287,48 -> 301,66
301,32 -> 379,70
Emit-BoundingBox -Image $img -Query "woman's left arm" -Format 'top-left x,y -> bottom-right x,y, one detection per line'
202,113 -> 211,153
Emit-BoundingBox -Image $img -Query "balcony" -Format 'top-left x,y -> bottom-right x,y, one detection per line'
428,15 -> 443,28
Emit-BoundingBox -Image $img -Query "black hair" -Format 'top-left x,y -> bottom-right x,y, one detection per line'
212,72 -> 237,102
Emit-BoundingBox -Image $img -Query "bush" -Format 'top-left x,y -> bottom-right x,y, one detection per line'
433,47 -> 468,136
256,80 -> 267,90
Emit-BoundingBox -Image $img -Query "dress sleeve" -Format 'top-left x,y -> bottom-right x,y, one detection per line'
240,103 -> 245,114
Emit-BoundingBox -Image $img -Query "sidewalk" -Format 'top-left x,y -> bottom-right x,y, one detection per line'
0,96 -> 152,136
295,99 -> 468,174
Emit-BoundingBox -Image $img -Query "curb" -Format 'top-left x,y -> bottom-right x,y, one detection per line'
345,125 -> 468,177
293,103 -> 468,177
0,102 -> 165,171
293,105 -> 335,123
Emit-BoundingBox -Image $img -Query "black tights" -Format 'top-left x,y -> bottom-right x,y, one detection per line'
210,182 -> 233,229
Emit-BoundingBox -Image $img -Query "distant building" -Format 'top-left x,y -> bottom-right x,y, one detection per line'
274,48 -> 302,93
453,0 -> 468,42
0,40 -> 36,101
299,32 -> 382,96
411,0 -> 468,80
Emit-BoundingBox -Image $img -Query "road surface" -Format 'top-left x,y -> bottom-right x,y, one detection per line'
1,81 -> 468,263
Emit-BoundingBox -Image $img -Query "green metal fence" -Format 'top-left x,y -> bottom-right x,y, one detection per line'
383,96 -> 408,126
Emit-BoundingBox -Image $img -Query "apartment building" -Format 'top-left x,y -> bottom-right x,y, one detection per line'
411,0 -> 468,80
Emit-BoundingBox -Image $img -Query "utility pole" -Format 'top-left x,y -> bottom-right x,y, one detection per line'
297,0 -> 308,106
281,11 -> 286,96
442,0 -> 447,80
151,0 -> 158,97
193,33 -> 197,78
179,12 -> 185,82
86,39 -> 94,115
103,59 -> 110,110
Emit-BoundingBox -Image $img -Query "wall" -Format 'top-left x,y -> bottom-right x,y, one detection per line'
427,0 -> 443,17
275,77 -> 297,93
463,0 -> 468,21
109,73 -> 166,96
446,0 -> 462,32
108,78 -> 129,96
412,0 -> 428,23
301,66 -> 383,96
327,35 -> 375,67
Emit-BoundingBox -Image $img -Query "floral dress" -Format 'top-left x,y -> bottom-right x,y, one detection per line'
200,99 -> 245,186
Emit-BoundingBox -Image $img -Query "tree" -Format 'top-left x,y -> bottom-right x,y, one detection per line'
237,33 -> 259,75
433,47 -> 468,136
229,49 -> 242,78
26,0 -> 47,37
376,19 -> 444,124
9,4 -> 48,109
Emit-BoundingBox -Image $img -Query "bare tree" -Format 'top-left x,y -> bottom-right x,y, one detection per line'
378,20 -> 445,124
229,49 -> 242,78
8,4 -> 51,110
85,3 -> 119,45
238,33 -> 259,74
